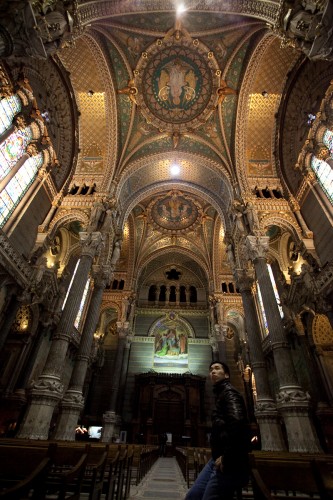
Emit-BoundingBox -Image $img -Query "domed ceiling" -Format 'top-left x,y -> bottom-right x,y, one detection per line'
18,0 -> 330,285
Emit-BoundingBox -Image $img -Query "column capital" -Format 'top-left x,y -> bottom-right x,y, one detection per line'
80,232 -> 105,258
246,235 -> 270,261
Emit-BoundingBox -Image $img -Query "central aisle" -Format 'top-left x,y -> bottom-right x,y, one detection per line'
128,456 -> 188,500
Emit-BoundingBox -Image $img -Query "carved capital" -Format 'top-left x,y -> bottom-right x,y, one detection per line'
80,231 -> 105,258
246,235 -> 270,261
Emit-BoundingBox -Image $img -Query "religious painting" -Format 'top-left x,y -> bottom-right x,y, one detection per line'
152,315 -> 189,368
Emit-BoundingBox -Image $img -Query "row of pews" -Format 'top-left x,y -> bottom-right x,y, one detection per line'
0,439 -> 159,499
175,447 -> 333,499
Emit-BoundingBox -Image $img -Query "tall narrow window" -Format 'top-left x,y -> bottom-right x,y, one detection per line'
74,278 -> 91,330
0,152 -> 43,226
323,129 -> 333,154
0,95 -> 21,136
0,128 -> 33,180
256,264 -> 283,337
310,155 -> 333,203
62,259 -> 80,310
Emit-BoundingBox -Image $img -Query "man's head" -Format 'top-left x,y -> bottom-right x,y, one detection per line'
209,361 -> 230,385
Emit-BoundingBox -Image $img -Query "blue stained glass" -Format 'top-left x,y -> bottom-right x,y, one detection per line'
311,156 -> 333,203
0,153 -> 43,226
0,95 -> 21,136
0,128 -> 33,181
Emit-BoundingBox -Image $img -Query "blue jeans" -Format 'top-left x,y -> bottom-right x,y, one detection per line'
185,458 -> 248,500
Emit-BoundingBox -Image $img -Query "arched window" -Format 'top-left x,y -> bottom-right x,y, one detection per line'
180,285 -> 186,302
310,155 -> 333,203
0,95 -> 21,135
0,152 -> 43,226
0,128 -> 33,178
159,285 -> 166,302
0,93 -> 46,228
189,286 -> 197,303
148,285 -> 157,302
323,129 -> 333,154
169,285 -> 176,302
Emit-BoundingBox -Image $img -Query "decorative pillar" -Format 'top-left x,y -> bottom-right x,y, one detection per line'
101,323 -> 128,442
246,236 -> 321,452
217,325 -> 227,364
17,232 -> 103,440
0,290 -> 21,352
53,266 -> 109,440
235,268 -> 286,450
117,334 -> 132,416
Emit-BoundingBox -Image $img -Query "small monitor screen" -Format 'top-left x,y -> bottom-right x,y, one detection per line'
88,426 -> 102,439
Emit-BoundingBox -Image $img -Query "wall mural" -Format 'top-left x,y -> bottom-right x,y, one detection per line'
152,313 -> 190,368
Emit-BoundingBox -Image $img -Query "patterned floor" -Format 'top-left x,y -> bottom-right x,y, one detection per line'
128,457 -> 188,500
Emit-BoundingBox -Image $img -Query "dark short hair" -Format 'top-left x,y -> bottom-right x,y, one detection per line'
209,361 -> 230,377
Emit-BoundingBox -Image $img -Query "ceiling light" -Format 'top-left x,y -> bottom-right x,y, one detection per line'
176,3 -> 186,16
170,162 -> 180,176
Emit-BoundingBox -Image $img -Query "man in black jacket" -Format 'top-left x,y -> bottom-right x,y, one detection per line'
185,361 -> 250,500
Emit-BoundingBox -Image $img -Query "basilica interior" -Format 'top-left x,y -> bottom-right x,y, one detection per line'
0,0 -> 333,455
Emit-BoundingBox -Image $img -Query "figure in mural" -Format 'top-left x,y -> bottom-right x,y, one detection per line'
158,57 -> 197,107
155,328 -> 187,357
156,333 -> 168,356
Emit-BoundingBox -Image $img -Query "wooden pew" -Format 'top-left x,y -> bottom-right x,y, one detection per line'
43,443 -> 89,500
0,443 -> 55,497
249,451 -> 333,500
81,445 -> 109,500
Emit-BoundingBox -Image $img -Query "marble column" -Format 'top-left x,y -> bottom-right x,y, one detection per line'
101,323 -> 128,442
53,267 -> 108,440
0,290 -> 21,352
17,232 -> 103,440
235,268 -> 286,450
215,325 -> 227,363
117,335 -> 132,416
246,236 -> 321,452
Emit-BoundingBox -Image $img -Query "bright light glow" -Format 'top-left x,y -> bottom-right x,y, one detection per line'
176,3 -> 187,15
170,163 -> 180,176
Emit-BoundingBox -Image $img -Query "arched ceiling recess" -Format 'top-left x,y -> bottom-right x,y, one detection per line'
235,34 -> 300,194
58,35 -> 118,191
117,154 -> 233,220
136,249 -> 209,292
77,1 -> 279,27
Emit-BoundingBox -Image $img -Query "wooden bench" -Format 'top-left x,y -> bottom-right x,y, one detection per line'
43,443 -> 89,500
0,443 -> 55,497
249,451 -> 333,500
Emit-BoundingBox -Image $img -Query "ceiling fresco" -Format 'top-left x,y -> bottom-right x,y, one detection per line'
13,0 -> 330,290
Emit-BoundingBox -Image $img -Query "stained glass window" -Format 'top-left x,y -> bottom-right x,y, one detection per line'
323,129 -> 333,155
0,128 -> 33,182
257,264 -> 283,337
311,156 -> 333,203
0,95 -> 21,136
0,153 -> 43,227
62,259 -> 80,310
74,278 -> 91,330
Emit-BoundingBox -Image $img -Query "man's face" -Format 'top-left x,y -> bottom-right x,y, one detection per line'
209,363 -> 228,385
